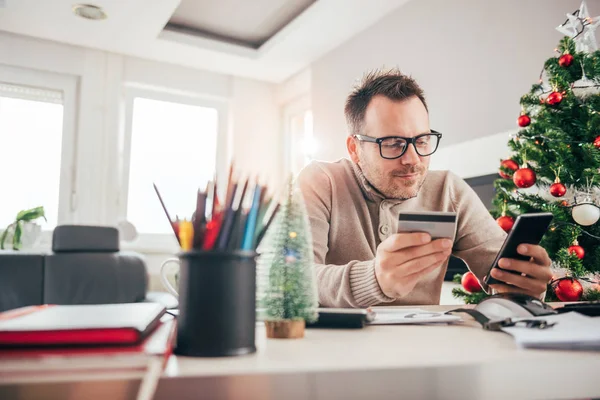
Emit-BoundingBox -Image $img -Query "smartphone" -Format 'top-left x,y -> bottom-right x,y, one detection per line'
482,212 -> 554,292
397,211 -> 457,239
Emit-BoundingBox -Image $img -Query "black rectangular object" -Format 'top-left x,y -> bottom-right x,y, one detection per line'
398,213 -> 457,223
555,301 -> 600,317
306,308 -> 374,329
52,225 -> 119,252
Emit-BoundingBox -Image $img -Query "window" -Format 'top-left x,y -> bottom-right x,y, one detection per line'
123,94 -> 221,235
0,83 -> 66,230
283,96 -> 314,177
289,110 -> 315,175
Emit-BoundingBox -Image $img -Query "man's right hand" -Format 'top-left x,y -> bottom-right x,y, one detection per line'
374,233 -> 453,299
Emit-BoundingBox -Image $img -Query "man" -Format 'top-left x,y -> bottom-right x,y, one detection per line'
297,68 -> 553,308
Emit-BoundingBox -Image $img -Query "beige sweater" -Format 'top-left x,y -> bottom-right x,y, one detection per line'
297,158 -> 507,308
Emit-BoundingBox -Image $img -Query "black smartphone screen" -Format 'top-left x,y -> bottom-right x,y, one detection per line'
483,212 -> 554,290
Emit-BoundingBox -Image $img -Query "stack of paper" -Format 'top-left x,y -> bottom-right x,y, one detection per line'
502,312 -> 600,350
368,308 -> 462,325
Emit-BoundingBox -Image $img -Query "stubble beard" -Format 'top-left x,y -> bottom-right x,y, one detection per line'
361,162 -> 427,200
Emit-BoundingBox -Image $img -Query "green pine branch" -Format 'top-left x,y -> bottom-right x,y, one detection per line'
451,274 -> 489,304
584,289 -> 600,301
451,287 -> 489,304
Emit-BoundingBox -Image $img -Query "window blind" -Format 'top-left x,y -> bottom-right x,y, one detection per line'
0,82 -> 63,105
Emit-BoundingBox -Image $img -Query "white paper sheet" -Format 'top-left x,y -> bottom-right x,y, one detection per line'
501,312 -> 600,350
368,308 -> 462,325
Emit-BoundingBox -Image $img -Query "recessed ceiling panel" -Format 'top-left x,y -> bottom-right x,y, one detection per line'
167,0 -> 316,49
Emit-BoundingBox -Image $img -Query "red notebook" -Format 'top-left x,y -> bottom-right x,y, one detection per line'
0,303 -> 166,347
0,313 -> 176,388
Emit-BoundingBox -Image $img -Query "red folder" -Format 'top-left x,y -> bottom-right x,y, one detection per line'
0,303 -> 166,347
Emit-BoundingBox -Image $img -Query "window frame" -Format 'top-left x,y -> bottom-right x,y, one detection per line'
120,87 -> 229,253
0,65 -> 78,248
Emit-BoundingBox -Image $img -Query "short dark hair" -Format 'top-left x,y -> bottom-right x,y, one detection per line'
344,68 -> 428,136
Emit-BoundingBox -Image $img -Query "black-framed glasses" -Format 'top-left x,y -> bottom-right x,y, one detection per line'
353,131 -> 442,159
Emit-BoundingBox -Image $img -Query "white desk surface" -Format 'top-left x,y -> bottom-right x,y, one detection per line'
156,304 -> 600,400
2,304 -> 599,400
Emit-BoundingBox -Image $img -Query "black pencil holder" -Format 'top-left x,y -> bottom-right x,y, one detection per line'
173,250 -> 257,357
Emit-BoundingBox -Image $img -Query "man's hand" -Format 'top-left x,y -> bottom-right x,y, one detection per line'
488,244 -> 552,299
374,233 -> 452,299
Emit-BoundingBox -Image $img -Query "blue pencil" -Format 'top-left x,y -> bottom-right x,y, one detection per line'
241,182 -> 262,250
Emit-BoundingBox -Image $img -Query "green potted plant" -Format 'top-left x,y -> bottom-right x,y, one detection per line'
0,206 -> 46,250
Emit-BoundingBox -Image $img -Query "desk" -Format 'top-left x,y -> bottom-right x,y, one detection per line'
154,305 -> 600,400
2,305 -> 599,400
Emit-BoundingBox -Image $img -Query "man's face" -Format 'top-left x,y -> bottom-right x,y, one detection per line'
347,95 -> 431,200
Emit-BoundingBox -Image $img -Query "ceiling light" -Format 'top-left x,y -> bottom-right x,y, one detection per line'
72,4 -> 107,20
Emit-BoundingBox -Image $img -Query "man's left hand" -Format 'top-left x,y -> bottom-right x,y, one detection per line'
488,244 -> 553,299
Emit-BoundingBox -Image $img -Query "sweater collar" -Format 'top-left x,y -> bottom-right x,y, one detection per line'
350,160 -> 387,202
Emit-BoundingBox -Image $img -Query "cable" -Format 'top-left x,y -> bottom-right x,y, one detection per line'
550,221 -> 600,241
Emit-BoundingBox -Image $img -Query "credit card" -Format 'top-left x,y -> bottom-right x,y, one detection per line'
397,211 -> 457,240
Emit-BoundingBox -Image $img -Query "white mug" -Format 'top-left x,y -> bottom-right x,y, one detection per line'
160,258 -> 180,299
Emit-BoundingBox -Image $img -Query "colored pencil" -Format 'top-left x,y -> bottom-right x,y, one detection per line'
255,202 -> 281,248
215,182 -> 239,251
156,162 -> 279,252
241,181 -> 263,250
153,183 -> 180,245
192,189 -> 207,249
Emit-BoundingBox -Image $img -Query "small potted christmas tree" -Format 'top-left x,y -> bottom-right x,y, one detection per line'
257,179 -> 318,339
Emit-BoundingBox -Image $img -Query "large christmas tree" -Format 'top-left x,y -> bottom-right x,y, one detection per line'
454,1 -> 600,304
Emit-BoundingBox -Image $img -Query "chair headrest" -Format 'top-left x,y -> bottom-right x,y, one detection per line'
52,225 -> 119,252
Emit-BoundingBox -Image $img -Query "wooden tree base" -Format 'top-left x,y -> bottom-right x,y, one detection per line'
265,319 -> 305,339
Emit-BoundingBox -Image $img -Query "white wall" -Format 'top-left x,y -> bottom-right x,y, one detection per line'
275,68 -> 311,106
309,0 -> 598,165
429,130 -> 518,178
0,32 -> 281,286
230,77 -> 282,191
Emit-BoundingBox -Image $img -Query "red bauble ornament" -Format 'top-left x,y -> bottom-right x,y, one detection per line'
546,91 -> 563,105
594,135 -> 600,149
558,53 -> 574,67
550,182 -> 567,197
513,167 -> 536,188
499,159 -> 519,179
461,271 -> 482,293
517,114 -> 531,127
554,278 -> 583,302
568,244 -> 585,259
496,215 -> 515,232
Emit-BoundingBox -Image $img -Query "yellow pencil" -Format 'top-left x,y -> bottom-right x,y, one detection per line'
179,219 -> 194,251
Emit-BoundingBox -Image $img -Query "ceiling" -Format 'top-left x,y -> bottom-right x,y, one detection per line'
0,0 -> 410,83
